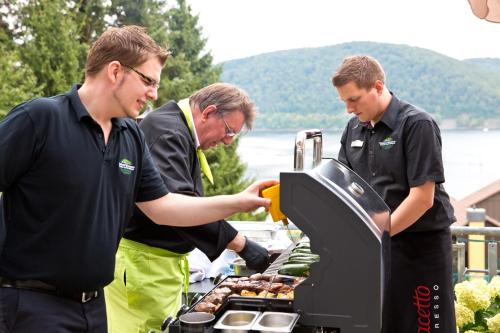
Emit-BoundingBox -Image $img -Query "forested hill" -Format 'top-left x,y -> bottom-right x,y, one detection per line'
464,58 -> 500,73
220,42 -> 500,129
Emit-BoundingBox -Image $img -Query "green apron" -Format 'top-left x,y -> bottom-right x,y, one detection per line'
105,238 -> 189,333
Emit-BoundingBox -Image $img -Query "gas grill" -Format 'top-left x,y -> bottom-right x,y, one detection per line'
162,129 -> 391,333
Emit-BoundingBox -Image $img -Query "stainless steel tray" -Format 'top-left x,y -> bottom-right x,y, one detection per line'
252,312 -> 300,333
213,310 -> 261,333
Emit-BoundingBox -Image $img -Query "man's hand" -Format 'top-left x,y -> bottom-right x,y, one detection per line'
236,179 -> 278,212
238,237 -> 269,273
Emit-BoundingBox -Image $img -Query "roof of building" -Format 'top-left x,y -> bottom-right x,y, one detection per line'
451,179 -> 500,227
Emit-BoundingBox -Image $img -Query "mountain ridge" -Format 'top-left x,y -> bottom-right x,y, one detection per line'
220,42 -> 500,129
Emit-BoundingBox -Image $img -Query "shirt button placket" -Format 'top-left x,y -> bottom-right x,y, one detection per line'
97,132 -> 106,155
368,130 -> 376,178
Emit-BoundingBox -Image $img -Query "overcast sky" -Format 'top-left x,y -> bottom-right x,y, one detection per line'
186,0 -> 500,63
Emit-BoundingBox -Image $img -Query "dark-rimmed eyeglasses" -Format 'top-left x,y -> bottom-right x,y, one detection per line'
121,63 -> 160,89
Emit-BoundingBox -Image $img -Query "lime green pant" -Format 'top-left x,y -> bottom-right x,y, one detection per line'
104,238 -> 189,333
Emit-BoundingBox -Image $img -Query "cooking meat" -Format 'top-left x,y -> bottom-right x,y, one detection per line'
277,284 -> 293,294
194,301 -> 217,313
204,293 -> 225,305
249,273 -> 262,280
212,287 -> 232,296
218,281 -> 237,289
268,282 -> 285,293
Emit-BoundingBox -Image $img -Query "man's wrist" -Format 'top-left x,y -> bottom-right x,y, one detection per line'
227,233 -> 246,252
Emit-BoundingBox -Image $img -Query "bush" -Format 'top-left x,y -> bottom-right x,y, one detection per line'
455,276 -> 500,332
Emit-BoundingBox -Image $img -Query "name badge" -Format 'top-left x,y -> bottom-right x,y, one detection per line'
351,140 -> 364,148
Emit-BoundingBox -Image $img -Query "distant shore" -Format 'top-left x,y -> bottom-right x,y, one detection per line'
249,127 -> 500,132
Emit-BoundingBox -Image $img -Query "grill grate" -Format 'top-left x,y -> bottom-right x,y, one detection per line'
264,242 -> 296,275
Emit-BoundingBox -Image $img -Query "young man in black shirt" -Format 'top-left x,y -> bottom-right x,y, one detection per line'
332,55 -> 456,332
105,83 -> 269,332
0,26 -> 274,333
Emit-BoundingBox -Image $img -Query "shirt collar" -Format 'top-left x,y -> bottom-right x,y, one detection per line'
178,99 -> 201,149
377,91 -> 399,131
67,84 -> 128,130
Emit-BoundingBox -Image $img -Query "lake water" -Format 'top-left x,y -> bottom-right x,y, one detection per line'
237,129 -> 500,200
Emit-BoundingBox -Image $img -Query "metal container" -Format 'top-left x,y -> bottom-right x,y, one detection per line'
251,312 -> 299,333
178,312 -> 215,333
213,310 -> 261,333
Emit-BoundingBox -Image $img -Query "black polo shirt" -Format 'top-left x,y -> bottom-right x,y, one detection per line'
338,93 -> 455,232
0,85 -> 167,291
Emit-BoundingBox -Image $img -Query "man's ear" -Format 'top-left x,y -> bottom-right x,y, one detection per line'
374,80 -> 384,95
468,0 -> 489,19
106,61 -> 122,85
200,105 -> 217,121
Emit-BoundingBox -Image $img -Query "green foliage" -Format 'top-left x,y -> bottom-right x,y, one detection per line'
203,138 -> 267,221
0,24 -> 39,117
17,0 -> 86,97
157,0 -> 221,104
221,42 -> 500,129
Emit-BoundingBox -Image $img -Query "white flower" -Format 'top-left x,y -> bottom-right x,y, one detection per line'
455,302 -> 475,328
455,280 -> 491,312
488,276 -> 500,300
487,313 -> 500,333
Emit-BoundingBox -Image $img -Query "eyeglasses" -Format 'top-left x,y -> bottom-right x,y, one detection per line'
220,114 -> 238,138
121,63 -> 160,89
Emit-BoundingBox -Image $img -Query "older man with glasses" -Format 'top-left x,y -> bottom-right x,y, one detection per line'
104,82 -> 269,333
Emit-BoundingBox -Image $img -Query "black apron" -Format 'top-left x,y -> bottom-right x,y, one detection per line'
388,228 -> 456,332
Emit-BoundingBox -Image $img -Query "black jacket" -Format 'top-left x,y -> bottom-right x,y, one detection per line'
124,101 -> 238,260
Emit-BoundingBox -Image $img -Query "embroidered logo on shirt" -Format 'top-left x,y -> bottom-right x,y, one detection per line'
118,158 -> 135,175
379,137 -> 396,150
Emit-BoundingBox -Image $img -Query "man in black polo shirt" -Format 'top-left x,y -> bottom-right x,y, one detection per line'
332,55 -> 456,332
105,82 -> 269,332
0,26 -> 274,333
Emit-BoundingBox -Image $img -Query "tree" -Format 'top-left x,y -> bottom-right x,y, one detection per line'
157,0 -> 221,104
203,138 -> 267,221
0,14 -> 39,118
16,0 -> 86,97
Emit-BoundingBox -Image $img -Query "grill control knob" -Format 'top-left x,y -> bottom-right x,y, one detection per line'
349,182 -> 364,196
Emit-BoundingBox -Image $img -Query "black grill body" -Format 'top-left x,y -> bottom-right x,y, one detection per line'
281,159 -> 391,333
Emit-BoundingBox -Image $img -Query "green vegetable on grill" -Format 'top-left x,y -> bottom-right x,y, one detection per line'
292,248 -> 312,254
287,255 -> 319,264
278,263 -> 310,277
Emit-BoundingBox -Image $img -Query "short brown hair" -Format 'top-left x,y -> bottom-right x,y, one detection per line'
189,83 -> 257,130
85,25 -> 171,77
332,55 -> 386,89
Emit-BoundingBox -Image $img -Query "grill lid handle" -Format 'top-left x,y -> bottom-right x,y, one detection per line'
294,129 -> 323,171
